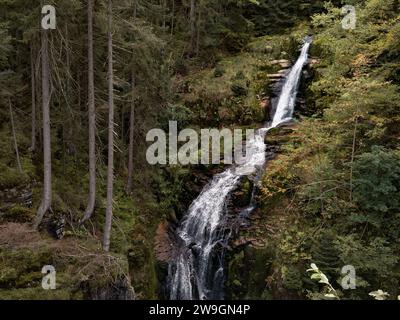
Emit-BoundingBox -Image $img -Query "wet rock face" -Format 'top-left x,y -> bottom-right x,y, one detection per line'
228,176 -> 254,209
154,221 -> 193,300
295,61 -> 317,118
89,277 -> 136,300
265,124 -> 296,147
154,221 -> 175,266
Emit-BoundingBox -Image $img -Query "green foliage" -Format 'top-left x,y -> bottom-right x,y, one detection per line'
364,0 -> 398,21
0,205 -> 34,223
353,147 -> 400,214
0,163 -> 29,189
335,236 -> 398,280
158,104 -> 193,130
311,231 -> 341,278
281,265 -> 303,290
256,0 -> 400,300
226,246 -> 274,299
196,0 -> 254,52
0,247 -> 52,289
244,0 -> 326,36
231,83 -> 249,97
307,263 -> 340,300
179,35 -> 291,126
153,166 -> 190,217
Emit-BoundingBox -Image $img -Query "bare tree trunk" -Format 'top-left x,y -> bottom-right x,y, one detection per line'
103,0 -> 114,252
9,99 -> 23,173
35,28 -> 52,229
125,72 -> 135,194
81,0 -> 96,224
189,0 -> 196,55
30,42 -> 36,152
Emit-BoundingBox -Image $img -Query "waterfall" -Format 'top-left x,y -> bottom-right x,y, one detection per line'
168,37 -> 312,300
272,38 -> 311,127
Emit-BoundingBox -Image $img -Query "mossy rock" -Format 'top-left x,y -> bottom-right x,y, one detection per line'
264,126 -> 294,146
230,177 -> 254,208
0,247 -> 54,288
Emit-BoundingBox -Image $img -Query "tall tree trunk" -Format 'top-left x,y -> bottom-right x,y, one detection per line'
103,0 -> 114,252
189,0 -> 196,55
35,28 -> 52,229
125,72 -> 135,195
30,42 -> 36,152
9,99 -> 22,173
81,0 -> 96,224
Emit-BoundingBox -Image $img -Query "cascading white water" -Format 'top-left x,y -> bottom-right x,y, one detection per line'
168,37 -> 312,300
272,38 -> 312,127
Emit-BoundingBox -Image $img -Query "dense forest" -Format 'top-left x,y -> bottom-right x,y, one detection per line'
0,0 -> 399,301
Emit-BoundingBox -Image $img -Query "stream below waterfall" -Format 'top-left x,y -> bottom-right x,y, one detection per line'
168,37 -> 312,300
